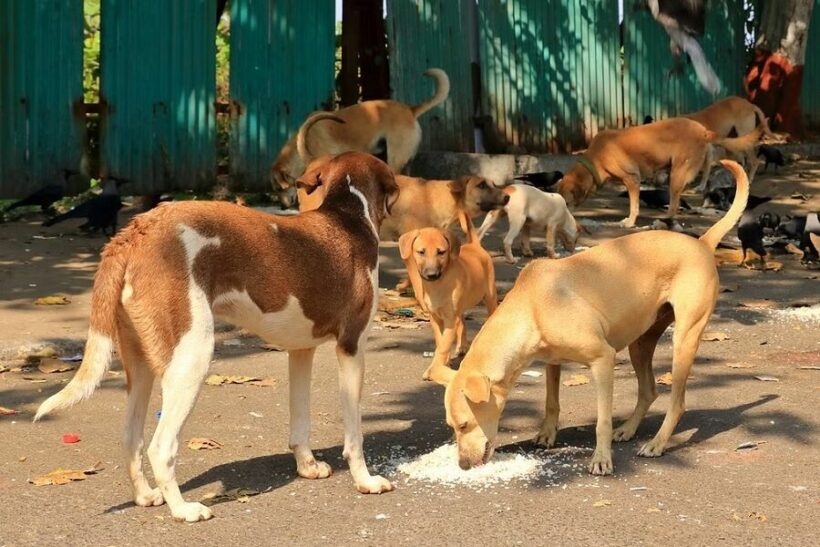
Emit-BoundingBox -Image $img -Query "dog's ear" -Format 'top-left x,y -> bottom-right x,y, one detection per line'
575,221 -> 587,234
398,230 -> 420,260
443,230 -> 461,257
461,373 -> 491,404
381,172 -> 400,215
448,177 -> 468,197
428,365 -> 456,386
296,170 -> 322,196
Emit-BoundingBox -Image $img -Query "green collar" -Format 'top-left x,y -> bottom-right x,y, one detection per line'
576,155 -> 603,187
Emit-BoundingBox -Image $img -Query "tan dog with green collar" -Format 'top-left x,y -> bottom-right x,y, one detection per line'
399,213 -> 498,380
433,160 -> 749,475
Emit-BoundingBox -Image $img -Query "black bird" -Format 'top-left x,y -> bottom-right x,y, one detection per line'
757,145 -> 786,172
643,115 -> 655,124
42,176 -> 128,236
618,188 -> 691,210
737,197 -> 773,264
513,171 -> 564,191
2,169 -> 79,213
776,213 -> 820,263
647,0 -> 720,94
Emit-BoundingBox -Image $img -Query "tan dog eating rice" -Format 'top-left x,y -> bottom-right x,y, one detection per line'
432,160 -> 749,475
35,152 -> 399,522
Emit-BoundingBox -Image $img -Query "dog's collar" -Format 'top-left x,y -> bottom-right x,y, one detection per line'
576,155 -> 603,187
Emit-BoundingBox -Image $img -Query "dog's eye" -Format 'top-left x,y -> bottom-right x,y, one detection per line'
477,181 -> 487,189
458,422 -> 469,431
416,249 -> 425,256
436,249 -> 446,256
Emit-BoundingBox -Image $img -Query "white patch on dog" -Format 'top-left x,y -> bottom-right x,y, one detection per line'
213,290 -> 332,350
121,277 -> 134,305
270,223 -> 279,234
346,174 -> 378,237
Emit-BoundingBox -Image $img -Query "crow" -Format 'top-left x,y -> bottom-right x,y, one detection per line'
643,115 -> 655,124
42,176 -> 128,236
704,186 -> 770,212
647,0 -> 720,95
737,197 -> 773,266
618,188 -> 691,210
513,171 -> 564,191
757,145 -> 786,172
777,213 -> 820,264
2,169 -> 79,213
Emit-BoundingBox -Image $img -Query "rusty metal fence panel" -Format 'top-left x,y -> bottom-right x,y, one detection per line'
386,0 -> 474,152
478,0 -> 623,153
622,0 -> 748,124
802,0 -> 820,129
0,0 -> 84,198
99,0 -> 216,194
229,0 -> 336,192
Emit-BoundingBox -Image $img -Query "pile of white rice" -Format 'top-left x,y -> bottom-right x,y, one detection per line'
378,443 -> 589,489
769,304 -> 820,324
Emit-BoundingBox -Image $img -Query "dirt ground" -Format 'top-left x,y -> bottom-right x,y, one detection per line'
0,161 -> 818,546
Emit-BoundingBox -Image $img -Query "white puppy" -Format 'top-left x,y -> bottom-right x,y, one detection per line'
478,184 -> 580,263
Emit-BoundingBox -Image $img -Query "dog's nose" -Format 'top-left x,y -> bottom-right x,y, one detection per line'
502,195 -> 510,206
458,458 -> 473,471
422,270 -> 441,281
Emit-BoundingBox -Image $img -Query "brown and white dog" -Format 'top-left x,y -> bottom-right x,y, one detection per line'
35,152 -> 399,522
399,213 -> 498,380
556,118 -> 765,227
477,183 -> 580,263
432,160 -> 748,475
272,68 -> 450,206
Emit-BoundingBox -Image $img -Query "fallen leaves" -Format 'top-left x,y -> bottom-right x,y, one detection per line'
733,511 -> 768,522
0,406 -> 20,415
34,295 -> 71,306
736,440 -> 767,451
562,374 -> 590,387
754,375 -> 779,382
205,374 -> 277,387
702,331 -> 730,342
29,462 -> 103,486
200,487 -> 261,506
737,299 -> 778,310
61,433 -> 80,444
726,362 -> 754,369
719,283 -> 739,293
187,438 -> 223,450
798,365 -> 820,370
38,358 -> 75,374
592,499 -> 612,507
656,372 -> 673,386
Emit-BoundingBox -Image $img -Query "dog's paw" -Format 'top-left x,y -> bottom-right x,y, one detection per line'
534,427 -> 558,448
297,458 -> 333,480
612,425 -> 637,442
355,475 -> 395,494
521,249 -> 534,257
135,487 -> 165,507
619,218 -> 637,229
504,256 -> 519,264
637,440 -> 665,458
588,449 -> 614,475
170,502 -> 214,523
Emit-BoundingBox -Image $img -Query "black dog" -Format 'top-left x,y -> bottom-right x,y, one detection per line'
514,171 -> 564,191
757,145 -> 786,172
618,188 -> 691,210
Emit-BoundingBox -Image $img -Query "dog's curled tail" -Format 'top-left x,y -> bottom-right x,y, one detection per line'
699,160 -> 749,251
712,121 -> 767,154
410,68 -> 450,118
34,244 -> 127,421
296,112 -> 345,164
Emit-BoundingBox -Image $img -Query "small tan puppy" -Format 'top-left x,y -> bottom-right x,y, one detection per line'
556,118 -> 764,227
272,68 -> 449,205
477,184 -> 580,263
432,160 -> 748,475
400,213 -> 498,380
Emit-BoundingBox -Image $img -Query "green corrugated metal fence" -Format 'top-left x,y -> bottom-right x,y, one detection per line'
623,0 -> 747,124
479,0 -> 622,153
386,0 -> 474,152
100,0 -> 216,194
229,0 -> 335,191
0,0 -> 84,198
802,0 -> 820,128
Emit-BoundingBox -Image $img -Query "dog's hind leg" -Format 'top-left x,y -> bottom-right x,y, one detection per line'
544,224 -> 557,258
386,123 -> 421,173
146,306 -> 215,522
613,309 -> 674,442
694,146 -> 714,193
520,224 -> 534,257
336,343 -> 394,494
638,303 -> 712,457
289,348 -> 332,480
119,330 -> 163,507
503,214 -> 527,263
535,364 -> 561,447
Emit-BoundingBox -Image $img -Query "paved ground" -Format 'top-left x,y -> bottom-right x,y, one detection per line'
0,162 -> 818,546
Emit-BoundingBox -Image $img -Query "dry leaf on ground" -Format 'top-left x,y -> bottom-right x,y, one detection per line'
248,378 -> 277,387
592,499 -> 612,507
200,487 -> 261,506
562,374 -> 590,387
34,295 -> 71,306
726,362 -> 753,369
187,438 -> 224,450
656,372 -> 673,386
38,358 -> 75,374
22,377 -> 47,383
719,284 -> 739,293
754,375 -> 779,382
29,462 -> 103,486
0,406 -> 20,415
798,365 -> 820,370
702,331 -> 730,342
205,374 -> 260,386
737,299 -> 778,310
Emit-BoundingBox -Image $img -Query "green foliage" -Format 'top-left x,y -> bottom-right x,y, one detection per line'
83,0 -> 101,103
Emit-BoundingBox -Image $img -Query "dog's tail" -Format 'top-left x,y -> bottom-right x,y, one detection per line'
712,121 -> 767,155
699,160 -> 749,251
457,209 -> 477,245
296,112 -> 345,164
749,102 -> 774,138
410,68 -> 450,118
34,242 -> 128,421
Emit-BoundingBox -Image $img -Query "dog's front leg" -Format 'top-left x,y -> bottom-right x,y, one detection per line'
589,352 -> 616,475
520,225 -> 534,257
423,318 -> 456,380
477,209 -> 503,241
289,348 -> 332,479
536,364 -> 561,447
336,344 -> 394,494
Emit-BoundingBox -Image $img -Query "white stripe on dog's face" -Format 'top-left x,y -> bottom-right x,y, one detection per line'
213,290 -> 333,350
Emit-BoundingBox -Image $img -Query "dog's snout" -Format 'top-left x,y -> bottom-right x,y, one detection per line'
458,457 -> 472,471
422,270 -> 442,281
